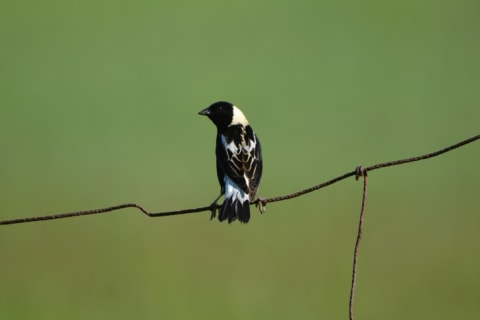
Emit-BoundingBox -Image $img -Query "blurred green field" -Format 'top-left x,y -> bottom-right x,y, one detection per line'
1,1 -> 479,319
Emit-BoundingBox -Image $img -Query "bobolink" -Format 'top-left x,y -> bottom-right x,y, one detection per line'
199,101 -> 263,223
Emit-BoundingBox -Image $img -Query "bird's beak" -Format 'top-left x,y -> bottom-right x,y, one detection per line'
198,108 -> 210,116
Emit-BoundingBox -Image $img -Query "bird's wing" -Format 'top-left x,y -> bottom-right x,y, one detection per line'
217,125 -> 262,199
244,126 -> 262,198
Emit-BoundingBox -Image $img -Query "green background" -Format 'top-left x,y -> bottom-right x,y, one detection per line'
1,1 -> 479,319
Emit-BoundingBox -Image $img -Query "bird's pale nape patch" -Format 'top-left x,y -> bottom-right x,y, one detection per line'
231,106 -> 249,126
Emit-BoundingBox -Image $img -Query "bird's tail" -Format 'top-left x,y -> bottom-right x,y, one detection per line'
219,195 -> 250,223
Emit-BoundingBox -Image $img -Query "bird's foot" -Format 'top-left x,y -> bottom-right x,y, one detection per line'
208,194 -> 222,220
255,196 -> 267,214
209,201 -> 219,220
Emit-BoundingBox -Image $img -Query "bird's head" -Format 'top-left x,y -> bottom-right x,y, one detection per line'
199,101 -> 249,128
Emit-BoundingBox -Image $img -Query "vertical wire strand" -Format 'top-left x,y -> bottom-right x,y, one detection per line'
349,168 -> 368,320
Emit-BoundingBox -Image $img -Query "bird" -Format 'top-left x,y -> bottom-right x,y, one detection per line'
198,101 -> 263,223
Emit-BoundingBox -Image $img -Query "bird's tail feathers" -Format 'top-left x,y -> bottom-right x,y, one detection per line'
219,195 -> 250,223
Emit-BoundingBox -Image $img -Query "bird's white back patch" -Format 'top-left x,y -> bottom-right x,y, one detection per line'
224,175 -> 250,203
220,135 -> 239,153
231,106 -> 249,126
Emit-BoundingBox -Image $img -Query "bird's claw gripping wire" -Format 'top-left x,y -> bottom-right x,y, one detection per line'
208,194 -> 223,220
255,196 -> 267,214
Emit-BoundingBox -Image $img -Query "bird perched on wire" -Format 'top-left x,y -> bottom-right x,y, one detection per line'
199,101 -> 263,223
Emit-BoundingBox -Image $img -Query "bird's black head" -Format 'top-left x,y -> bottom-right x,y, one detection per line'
198,101 -> 236,129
